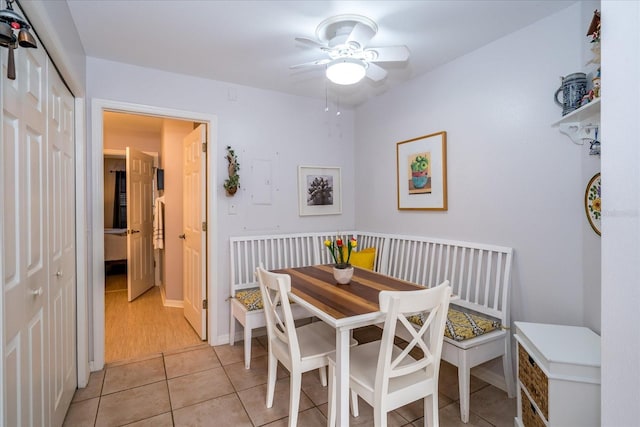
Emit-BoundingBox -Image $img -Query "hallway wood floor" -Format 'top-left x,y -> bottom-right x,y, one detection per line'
105,273 -> 202,363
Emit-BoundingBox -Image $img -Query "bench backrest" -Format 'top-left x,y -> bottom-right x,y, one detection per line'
229,231 -> 513,325
381,234 -> 513,325
230,233 -> 320,291
230,231 -> 359,291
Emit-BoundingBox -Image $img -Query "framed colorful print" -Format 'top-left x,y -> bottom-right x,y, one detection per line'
298,165 -> 342,216
396,131 -> 447,210
585,172 -> 601,235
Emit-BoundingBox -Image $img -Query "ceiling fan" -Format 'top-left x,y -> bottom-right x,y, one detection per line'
291,14 -> 410,85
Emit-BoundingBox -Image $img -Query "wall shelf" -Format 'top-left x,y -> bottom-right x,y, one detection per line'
552,98 -> 600,144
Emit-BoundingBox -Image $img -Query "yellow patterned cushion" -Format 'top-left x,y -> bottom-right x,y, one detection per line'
234,287 -> 295,311
235,288 -> 263,311
408,308 -> 501,342
341,247 -> 376,270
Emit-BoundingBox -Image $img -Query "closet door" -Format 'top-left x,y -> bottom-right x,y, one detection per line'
2,42 -> 49,426
48,58 -> 76,427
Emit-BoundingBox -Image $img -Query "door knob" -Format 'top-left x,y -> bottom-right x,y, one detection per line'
30,287 -> 43,296
178,234 -> 186,240
128,229 -> 140,234
55,271 -> 63,277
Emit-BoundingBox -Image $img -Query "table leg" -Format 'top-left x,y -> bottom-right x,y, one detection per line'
336,326 -> 350,426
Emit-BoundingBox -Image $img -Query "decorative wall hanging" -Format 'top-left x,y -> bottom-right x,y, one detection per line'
224,145 -> 240,196
585,172 -> 601,235
298,165 -> 341,216
396,131 -> 447,210
0,0 -> 37,80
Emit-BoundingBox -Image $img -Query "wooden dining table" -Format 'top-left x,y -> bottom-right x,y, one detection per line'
272,264 -> 426,426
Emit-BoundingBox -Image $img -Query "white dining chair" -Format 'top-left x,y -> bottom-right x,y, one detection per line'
328,281 -> 451,427
256,266 -> 357,427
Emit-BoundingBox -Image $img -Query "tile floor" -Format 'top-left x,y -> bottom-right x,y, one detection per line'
63,328 -> 515,426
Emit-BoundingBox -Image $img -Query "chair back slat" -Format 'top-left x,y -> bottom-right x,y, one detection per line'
256,266 -> 300,360
376,282 -> 451,396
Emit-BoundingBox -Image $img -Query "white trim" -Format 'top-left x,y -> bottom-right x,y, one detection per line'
89,99 -> 218,370
74,97 -> 90,388
160,285 -> 184,308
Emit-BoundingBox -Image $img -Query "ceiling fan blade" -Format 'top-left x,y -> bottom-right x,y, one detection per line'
346,22 -> 376,49
366,63 -> 388,82
289,58 -> 331,69
366,46 -> 410,62
295,37 -> 326,48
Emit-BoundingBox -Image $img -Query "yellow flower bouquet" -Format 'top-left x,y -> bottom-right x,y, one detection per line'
324,236 -> 357,269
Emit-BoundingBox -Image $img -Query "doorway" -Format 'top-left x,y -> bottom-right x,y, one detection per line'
89,100 -> 218,370
103,112 -> 203,363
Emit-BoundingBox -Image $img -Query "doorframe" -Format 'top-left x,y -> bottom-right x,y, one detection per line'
87,99 -> 218,371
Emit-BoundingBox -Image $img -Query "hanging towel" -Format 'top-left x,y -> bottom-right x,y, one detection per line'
153,196 -> 165,250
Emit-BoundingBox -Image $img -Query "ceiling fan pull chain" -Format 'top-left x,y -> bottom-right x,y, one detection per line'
325,81 -> 329,112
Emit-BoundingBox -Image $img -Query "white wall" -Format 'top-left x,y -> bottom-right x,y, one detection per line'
601,2 -> 640,425
354,3 -> 600,330
86,58 -> 356,342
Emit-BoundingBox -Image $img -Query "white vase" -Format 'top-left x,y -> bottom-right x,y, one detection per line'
332,266 -> 354,284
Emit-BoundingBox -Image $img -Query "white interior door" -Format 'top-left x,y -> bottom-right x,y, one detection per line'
3,39 -> 76,427
48,59 -> 77,427
3,45 -> 48,426
182,124 -> 207,339
126,147 -> 154,301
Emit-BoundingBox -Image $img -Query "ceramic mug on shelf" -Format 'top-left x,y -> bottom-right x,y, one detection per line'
554,72 -> 588,116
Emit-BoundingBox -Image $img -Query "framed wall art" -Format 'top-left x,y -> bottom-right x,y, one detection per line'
298,165 -> 342,216
396,131 -> 447,210
585,172 -> 601,235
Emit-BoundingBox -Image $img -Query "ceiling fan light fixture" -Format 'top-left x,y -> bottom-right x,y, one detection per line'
326,58 -> 366,85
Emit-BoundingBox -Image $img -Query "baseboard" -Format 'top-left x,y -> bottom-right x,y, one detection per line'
160,285 -> 183,308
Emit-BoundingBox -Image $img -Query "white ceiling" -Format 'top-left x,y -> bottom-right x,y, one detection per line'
66,0 -> 576,106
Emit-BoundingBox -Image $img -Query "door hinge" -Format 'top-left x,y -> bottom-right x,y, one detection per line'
202,142 -> 207,153
202,299 -> 208,310
202,221 -> 207,231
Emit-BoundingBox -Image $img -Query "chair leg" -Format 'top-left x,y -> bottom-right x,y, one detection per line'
350,390 -> 359,418
266,352 -> 277,408
289,371 -> 302,427
243,325 -> 252,369
458,356 -> 471,424
327,362 -> 336,427
319,366 -> 327,387
373,405 -> 387,427
229,315 -> 236,345
424,393 -> 438,427
503,342 -> 516,398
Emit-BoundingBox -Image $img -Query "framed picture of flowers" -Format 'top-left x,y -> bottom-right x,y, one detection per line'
585,172 -> 601,235
396,131 -> 447,210
298,165 -> 342,216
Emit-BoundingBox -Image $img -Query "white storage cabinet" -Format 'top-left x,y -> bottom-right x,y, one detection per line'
514,322 -> 600,427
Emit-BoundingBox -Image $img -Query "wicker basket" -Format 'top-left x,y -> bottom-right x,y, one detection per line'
518,344 -> 549,419
521,388 -> 546,427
